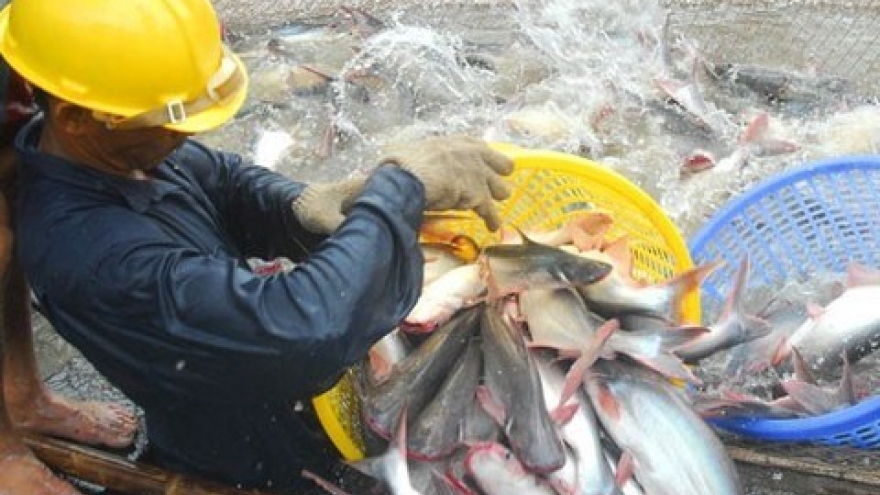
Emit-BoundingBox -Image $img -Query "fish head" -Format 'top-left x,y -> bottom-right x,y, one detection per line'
556,252 -> 613,286
464,442 -> 525,479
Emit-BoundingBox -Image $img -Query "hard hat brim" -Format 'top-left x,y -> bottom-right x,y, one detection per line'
0,5 -> 249,135
162,49 -> 249,134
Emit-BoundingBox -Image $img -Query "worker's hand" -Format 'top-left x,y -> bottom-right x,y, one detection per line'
291,176 -> 367,234
380,136 -> 514,231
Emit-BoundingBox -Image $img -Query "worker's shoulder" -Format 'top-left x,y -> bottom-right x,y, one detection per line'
170,138 -> 244,170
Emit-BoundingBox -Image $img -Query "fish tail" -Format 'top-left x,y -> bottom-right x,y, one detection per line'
559,319 -> 620,408
667,260 -> 723,320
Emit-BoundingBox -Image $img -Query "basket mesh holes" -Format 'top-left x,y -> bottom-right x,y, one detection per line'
829,424 -> 880,449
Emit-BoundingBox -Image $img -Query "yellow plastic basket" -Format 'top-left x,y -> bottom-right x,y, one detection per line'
312,143 -> 699,461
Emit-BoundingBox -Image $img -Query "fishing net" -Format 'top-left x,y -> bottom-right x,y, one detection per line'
661,0 -> 880,97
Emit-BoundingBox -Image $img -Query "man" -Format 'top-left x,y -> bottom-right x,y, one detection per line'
0,0 -> 513,493
0,52 -> 138,495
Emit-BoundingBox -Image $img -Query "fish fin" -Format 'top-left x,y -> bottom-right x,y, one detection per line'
550,402 -> 580,426
571,230 -> 604,252
836,352 -> 858,406
790,347 -> 816,385
558,319 -> 620,408
662,325 -> 711,349
517,227 -> 542,247
602,235 -> 633,277
475,385 -> 507,427
755,138 -> 800,156
525,340 -> 578,357
806,302 -> 824,319
400,320 -> 439,335
349,405 -> 411,481
663,259 -> 722,291
739,112 -> 769,144
301,469 -> 355,495
781,380 -> 837,416
771,336 -> 793,366
346,456 -> 385,479
298,64 -> 336,83
499,225 -> 523,245
595,382 -> 621,420
569,211 -> 613,251
478,255 -> 506,301
431,469 -> 462,494
633,352 -> 702,386
315,122 -> 335,159
367,348 -> 393,384
444,467 -> 478,495
681,149 -> 717,176
742,314 -> 774,340
393,405 -> 409,460
846,262 -> 880,287
659,260 -> 722,323
614,451 -> 636,488
718,254 -> 750,320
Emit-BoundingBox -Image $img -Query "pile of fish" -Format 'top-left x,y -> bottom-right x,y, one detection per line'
318,213 -> 781,495
694,264 -> 880,420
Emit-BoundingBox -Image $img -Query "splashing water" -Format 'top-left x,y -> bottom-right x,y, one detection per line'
191,2 -> 880,493
200,0 -> 879,237
201,0 -> 880,242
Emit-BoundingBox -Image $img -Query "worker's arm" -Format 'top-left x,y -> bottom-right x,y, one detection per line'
82,164 -> 425,403
171,141 -> 330,261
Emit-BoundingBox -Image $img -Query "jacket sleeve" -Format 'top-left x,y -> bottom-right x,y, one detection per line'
91,165 -> 426,403
171,141 -> 326,261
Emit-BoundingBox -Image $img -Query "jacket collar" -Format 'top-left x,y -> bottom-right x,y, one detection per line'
16,116 -> 183,213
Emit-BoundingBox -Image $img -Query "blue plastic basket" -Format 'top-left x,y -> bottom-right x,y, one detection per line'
688,155 -> 880,448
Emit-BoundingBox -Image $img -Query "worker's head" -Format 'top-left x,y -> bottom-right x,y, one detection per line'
0,0 -> 249,145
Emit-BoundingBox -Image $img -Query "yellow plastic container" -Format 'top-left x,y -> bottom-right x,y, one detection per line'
312,143 -> 700,461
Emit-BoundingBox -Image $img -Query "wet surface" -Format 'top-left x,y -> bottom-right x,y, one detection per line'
35,0 -> 880,494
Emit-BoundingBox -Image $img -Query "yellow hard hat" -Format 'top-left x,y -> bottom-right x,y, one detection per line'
0,0 -> 248,133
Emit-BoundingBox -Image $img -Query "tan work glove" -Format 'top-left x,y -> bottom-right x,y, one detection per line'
291,176 -> 367,234
380,136 -> 514,231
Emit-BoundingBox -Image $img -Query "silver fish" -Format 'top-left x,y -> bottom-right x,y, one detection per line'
534,354 -> 621,495
521,287 -> 701,384
465,442 -> 557,495
368,329 -> 412,383
482,235 -> 612,298
674,255 -> 771,363
577,257 -> 718,323
363,307 -> 480,437
585,360 -> 743,495
408,461 -> 461,495
781,353 -> 858,416
480,304 -> 565,473
350,408 -> 424,495
408,336 -> 482,460
725,295 -> 808,377
776,284 -> 880,375
519,287 -> 606,352
404,264 -> 485,332
422,245 -> 465,286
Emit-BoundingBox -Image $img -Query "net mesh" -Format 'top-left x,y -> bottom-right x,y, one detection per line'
661,0 -> 880,97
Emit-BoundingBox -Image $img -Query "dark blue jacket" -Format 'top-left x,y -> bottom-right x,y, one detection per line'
15,117 -> 425,492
